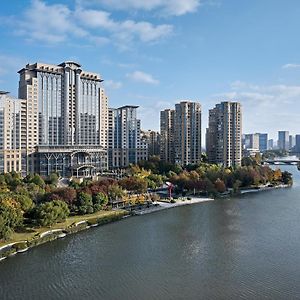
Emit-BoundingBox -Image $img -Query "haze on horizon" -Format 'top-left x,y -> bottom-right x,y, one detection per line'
0,0 -> 299,140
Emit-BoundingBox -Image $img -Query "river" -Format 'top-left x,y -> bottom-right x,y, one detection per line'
1,165 -> 300,300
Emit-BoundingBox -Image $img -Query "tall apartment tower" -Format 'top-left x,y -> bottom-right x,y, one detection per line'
174,101 -> 202,165
108,105 -> 147,168
206,101 -> 242,167
295,135 -> 300,153
259,133 -> 268,152
0,92 -> 26,174
18,61 -> 108,177
160,101 -> 202,166
141,130 -> 161,157
278,131 -> 289,151
160,109 -> 175,163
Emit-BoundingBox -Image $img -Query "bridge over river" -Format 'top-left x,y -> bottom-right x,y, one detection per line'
263,157 -> 300,165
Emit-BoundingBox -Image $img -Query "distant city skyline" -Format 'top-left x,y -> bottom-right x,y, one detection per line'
1,0 -> 300,139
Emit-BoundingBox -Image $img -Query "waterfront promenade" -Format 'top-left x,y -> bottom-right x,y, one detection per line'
134,197 -> 214,215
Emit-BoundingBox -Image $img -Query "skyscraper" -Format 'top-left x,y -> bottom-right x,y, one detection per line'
244,133 -> 260,150
0,92 -> 26,174
206,101 -> 242,167
295,135 -> 300,153
18,61 -> 108,177
278,131 -> 289,151
141,130 -> 161,157
289,135 -> 295,150
259,133 -> 268,152
174,101 -> 202,165
160,109 -> 175,163
160,101 -> 202,166
108,105 -> 147,168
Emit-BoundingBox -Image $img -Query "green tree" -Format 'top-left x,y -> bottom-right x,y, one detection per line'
93,192 -> 108,211
107,185 -> 125,202
15,194 -> 34,212
0,198 -> 23,240
31,174 -> 46,188
34,200 -> 69,227
77,192 -> 94,215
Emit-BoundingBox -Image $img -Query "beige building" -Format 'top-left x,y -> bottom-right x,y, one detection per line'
0,92 -> 26,174
174,101 -> 202,165
141,130 -> 160,157
18,61 -> 108,177
160,109 -> 175,163
206,101 -> 242,167
108,105 -> 147,168
160,101 -> 202,166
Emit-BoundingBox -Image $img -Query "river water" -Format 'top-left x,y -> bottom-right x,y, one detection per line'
1,166 -> 300,300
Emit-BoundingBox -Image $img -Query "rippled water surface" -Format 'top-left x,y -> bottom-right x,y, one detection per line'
1,166 -> 300,300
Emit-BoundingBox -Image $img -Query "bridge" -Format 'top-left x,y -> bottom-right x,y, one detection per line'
263,159 -> 300,165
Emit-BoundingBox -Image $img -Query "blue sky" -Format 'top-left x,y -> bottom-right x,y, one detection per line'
0,0 -> 300,140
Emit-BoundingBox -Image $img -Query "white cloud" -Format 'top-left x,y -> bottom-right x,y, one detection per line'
104,80 -> 123,89
11,0 -> 173,47
0,54 -> 25,77
16,0 -> 87,43
215,80 -> 300,137
96,0 -> 201,16
282,63 -> 300,69
126,71 -> 159,84
75,8 -> 173,44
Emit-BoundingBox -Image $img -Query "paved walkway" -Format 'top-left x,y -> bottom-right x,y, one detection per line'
134,197 -> 214,215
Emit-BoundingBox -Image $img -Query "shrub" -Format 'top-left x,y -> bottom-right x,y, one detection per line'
12,242 -> 28,251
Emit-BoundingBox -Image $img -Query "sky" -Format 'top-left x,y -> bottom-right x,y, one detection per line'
0,0 -> 300,141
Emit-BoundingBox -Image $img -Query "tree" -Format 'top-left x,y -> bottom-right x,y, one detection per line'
15,194 -> 34,212
233,180 -> 242,192
47,172 -> 59,186
0,197 -> 23,240
107,185 -> 125,202
119,177 -> 148,194
273,169 -> 282,181
76,192 -> 94,215
282,171 -> 293,185
215,178 -> 226,193
46,187 -> 77,206
34,200 -> 69,227
31,174 -> 45,188
93,192 -> 108,211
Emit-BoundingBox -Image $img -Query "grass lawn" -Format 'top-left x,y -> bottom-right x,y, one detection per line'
0,209 -> 125,247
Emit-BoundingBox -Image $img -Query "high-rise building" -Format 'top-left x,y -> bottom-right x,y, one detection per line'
244,133 -> 260,150
141,130 -> 160,157
0,92 -> 26,174
295,135 -> 300,153
160,109 -> 175,163
160,101 -> 202,166
243,133 -> 267,152
18,61 -> 108,177
108,105 -> 147,168
278,131 -> 289,151
174,101 -> 202,165
259,133 -> 268,152
206,101 -> 242,167
289,135 -> 295,150
268,139 -> 274,150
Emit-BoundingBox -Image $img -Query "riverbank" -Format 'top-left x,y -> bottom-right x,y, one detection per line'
133,197 -> 214,215
240,183 -> 291,194
0,197 -> 215,261
0,210 -> 128,260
